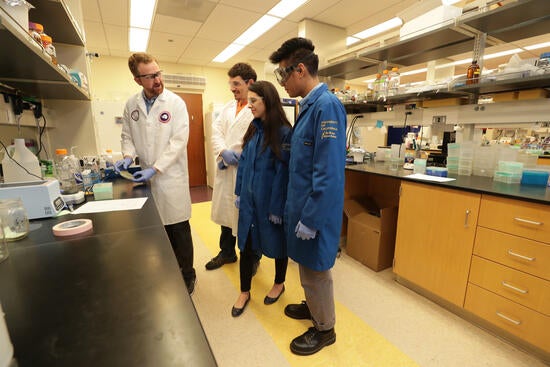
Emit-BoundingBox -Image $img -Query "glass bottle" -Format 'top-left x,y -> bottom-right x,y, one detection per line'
467,60 -> 480,84
0,198 -> 29,241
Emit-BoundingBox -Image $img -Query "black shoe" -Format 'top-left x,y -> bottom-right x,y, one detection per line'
205,254 -> 237,270
290,327 -> 336,356
264,285 -> 285,305
185,275 -> 196,295
231,293 -> 251,317
284,301 -> 311,320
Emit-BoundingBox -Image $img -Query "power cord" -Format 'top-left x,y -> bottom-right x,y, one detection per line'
346,114 -> 364,150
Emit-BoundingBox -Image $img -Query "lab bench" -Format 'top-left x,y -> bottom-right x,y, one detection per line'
345,162 -> 550,363
0,180 -> 217,367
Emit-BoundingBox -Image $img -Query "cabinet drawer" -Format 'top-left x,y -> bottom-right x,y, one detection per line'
469,255 -> 550,316
474,227 -> 550,280
465,283 -> 550,352
478,195 -> 550,244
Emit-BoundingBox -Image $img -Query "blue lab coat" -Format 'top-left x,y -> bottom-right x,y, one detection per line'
235,118 -> 292,258
284,83 -> 347,271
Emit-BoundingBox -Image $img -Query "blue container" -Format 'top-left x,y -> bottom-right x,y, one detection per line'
521,170 -> 549,186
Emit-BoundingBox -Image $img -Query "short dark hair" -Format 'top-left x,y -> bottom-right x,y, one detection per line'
269,37 -> 319,76
128,52 -> 157,77
228,62 -> 257,82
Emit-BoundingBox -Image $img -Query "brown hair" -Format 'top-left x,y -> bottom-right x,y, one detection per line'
242,81 -> 292,159
128,52 -> 157,77
228,62 -> 257,82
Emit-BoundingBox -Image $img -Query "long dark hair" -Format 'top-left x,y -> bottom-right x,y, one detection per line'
242,81 -> 292,159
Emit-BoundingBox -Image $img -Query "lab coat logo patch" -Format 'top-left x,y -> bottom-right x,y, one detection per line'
131,110 -> 139,121
159,111 -> 171,123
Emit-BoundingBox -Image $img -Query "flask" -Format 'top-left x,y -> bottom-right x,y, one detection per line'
388,67 -> 400,96
54,149 -> 79,194
1,138 -> 42,183
372,73 -> 381,100
466,60 -> 480,84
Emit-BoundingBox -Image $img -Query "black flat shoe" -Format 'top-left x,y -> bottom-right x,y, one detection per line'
264,285 -> 285,305
231,294 -> 250,317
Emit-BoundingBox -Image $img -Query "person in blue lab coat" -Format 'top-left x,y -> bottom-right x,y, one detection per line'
269,38 -> 347,355
230,81 -> 293,317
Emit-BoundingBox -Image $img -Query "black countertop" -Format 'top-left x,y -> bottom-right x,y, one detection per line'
0,181 -> 217,367
346,161 -> 550,205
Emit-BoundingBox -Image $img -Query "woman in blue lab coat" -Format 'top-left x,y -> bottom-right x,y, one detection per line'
231,81 -> 292,317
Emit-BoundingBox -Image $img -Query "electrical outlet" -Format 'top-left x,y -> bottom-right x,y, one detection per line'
432,115 -> 446,124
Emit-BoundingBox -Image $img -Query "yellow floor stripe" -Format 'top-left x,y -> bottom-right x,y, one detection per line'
191,201 -> 418,367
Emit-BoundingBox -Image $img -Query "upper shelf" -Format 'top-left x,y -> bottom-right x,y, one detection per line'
0,4 -> 89,100
319,0 -> 550,80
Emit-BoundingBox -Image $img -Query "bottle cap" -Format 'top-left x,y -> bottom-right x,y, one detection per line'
55,148 -> 68,155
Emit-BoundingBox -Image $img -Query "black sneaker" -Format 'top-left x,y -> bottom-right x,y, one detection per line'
290,327 -> 336,356
284,301 -> 312,320
185,276 -> 196,295
205,254 -> 238,270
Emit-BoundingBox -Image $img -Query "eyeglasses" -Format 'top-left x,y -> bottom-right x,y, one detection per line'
137,70 -> 162,80
228,79 -> 249,88
247,97 -> 263,105
274,64 -> 298,85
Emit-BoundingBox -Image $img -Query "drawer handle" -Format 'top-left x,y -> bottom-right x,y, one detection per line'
507,249 -> 536,262
496,311 -> 522,326
501,281 -> 528,294
513,217 -> 543,226
464,209 -> 471,227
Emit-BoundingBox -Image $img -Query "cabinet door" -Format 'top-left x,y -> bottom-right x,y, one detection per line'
394,181 -> 480,306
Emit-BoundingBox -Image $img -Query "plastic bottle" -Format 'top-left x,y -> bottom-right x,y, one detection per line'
373,73 -> 381,100
379,70 -> 389,100
1,138 -> 42,183
388,67 -> 400,96
466,60 -> 480,84
54,149 -> 79,194
103,149 -> 116,180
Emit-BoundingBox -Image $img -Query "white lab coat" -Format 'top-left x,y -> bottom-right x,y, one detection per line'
121,89 -> 191,225
210,100 -> 253,235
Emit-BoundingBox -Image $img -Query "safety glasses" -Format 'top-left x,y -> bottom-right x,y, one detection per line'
137,70 -> 162,80
274,64 -> 298,85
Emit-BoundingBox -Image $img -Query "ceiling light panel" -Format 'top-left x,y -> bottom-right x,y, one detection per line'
352,17 -> 403,40
130,0 -> 156,29
213,43 -> 245,63
268,0 -> 308,18
233,15 -> 280,45
129,27 -> 150,52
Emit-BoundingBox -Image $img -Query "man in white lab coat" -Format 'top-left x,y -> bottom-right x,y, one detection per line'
115,52 -> 196,294
206,63 -> 258,270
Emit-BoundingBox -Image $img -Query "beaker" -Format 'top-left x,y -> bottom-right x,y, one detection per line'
0,198 -> 29,241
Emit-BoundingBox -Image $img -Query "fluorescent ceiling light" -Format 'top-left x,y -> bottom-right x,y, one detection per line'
347,36 -> 360,46
213,44 -> 245,63
441,0 -> 461,5
352,17 -> 403,40
129,28 -> 151,52
401,68 -> 427,76
233,15 -> 280,45
525,41 -> 550,50
483,48 -> 523,60
130,0 -> 156,29
268,0 -> 308,18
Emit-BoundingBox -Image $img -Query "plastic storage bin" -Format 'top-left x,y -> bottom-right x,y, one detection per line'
521,170 -> 549,186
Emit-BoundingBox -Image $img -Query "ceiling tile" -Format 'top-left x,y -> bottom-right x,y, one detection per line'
99,0 -> 128,27
218,0 -> 278,14
151,14 -> 202,36
103,24 -> 127,52
156,0 -> 217,22
82,0 -> 102,22
195,4 -> 263,43
83,20 -> 108,50
148,32 -> 193,59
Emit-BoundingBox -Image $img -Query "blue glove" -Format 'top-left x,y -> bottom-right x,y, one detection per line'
295,221 -> 316,240
221,149 -> 239,166
217,160 -> 227,170
114,157 -> 133,173
234,196 -> 240,209
132,167 -> 156,182
269,214 -> 282,225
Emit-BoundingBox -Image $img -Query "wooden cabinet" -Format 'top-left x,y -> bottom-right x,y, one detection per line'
465,194 -> 550,353
393,181 -> 480,306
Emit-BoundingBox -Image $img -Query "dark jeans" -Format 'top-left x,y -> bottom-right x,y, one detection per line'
219,225 -> 236,258
164,220 -> 195,281
239,234 -> 287,292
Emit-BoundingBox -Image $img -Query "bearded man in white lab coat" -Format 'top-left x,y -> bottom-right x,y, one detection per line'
115,52 -> 196,294
206,63 -> 259,270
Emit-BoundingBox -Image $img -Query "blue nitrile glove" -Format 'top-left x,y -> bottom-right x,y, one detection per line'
269,214 -> 282,225
234,196 -> 240,209
295,221 -> 317,240
221,149 -> 239,166
114,157 -> 133,173
132,167 -> 156,182
218,160 -> 227,170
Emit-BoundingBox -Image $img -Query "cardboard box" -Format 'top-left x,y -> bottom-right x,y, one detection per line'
518,88 -> 549,100
343,198 -> 398,271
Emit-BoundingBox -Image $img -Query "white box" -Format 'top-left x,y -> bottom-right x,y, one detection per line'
400,5 -> 462,40
0,0 -> 34,31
